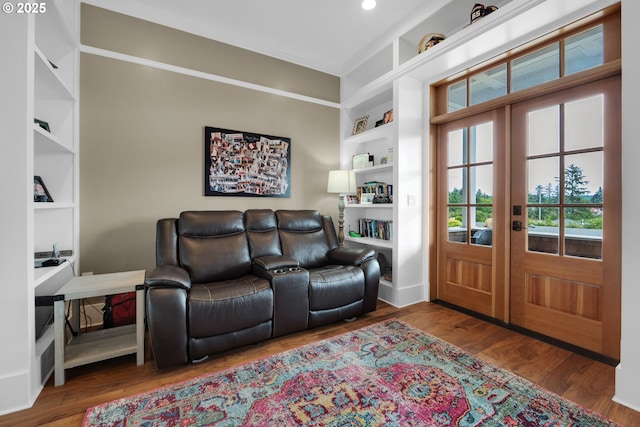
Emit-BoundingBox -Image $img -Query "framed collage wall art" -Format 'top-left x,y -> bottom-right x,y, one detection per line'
204,126 -> 291,197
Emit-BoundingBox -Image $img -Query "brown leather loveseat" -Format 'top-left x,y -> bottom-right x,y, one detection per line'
145,209 -> 380,368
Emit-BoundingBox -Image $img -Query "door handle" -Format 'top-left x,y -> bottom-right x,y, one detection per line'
512,221 -> 523,231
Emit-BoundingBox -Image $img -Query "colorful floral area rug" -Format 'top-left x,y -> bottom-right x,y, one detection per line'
84,320 -> 618,426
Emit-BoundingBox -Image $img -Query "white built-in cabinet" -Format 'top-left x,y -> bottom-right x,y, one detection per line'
0,0 -> 79,414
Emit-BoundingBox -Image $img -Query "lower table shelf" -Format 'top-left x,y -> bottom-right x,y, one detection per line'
64,324 -> 137,369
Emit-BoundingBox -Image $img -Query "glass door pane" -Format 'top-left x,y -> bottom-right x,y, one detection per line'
447,122 -> 493,246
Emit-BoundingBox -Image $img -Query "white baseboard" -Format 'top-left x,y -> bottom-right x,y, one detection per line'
378,282 -> 426,308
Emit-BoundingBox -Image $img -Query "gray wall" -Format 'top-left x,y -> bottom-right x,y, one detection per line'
80,5 -> 341,275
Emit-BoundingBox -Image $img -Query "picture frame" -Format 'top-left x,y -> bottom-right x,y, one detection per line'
34,176 -> 53,202
360,193 -> 375,204
34,118 -> 50,132
352,116 -> 369,135
383,110 -> 394,124
353,153 -> 373,169
204,126 -> 291,198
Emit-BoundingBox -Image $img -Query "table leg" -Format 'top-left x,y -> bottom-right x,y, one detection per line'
135,286 -> 145,365
53,299 -> 66,386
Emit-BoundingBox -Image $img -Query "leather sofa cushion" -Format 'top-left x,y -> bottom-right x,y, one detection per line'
308,265 -> 364,310
189,276 -> 273,338
245,209 -> 282,259
277,210 -> 331,268
178,211 -> 251,283
179,211 -> 244,236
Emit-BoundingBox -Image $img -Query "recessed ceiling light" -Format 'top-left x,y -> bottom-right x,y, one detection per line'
362,0 -> 376,11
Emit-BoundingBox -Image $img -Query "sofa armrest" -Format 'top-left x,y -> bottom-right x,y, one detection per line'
328,247 -> 376,266
252,256 -> 309,337
252,255 -> 299,273
145,265 -> 192,290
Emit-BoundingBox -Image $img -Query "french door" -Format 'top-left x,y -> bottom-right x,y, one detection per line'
437,76 -> 621,359
436,109 -> 508,322
510,76 -> 621,360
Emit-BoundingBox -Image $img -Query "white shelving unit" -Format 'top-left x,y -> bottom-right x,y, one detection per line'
0,0 -> 79,415
340,0 -> 523,307
341,76 -> 425,307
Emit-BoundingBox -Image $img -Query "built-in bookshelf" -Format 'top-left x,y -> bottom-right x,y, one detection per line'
0,0 -> 79,414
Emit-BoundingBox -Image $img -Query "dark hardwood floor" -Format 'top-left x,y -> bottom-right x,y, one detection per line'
2,301 -> 639,426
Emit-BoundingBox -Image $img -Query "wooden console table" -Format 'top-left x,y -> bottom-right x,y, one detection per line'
53,270 -> 146,386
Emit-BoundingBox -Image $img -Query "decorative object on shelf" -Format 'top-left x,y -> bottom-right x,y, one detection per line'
383,109 -> 394,124
375,119 -> 385,127
387,147 -> 394,163
469,4 -> 498,25
327,169 -> 357,247
352,116 -> 369,135
352,153 -> 374,169
380,157 -> 387,164
360,180 -> 392,204
204,126 -> 290,198
346,194 -> 359,205
34,118 -> 50,132
361,193 -> 374,204
418,33 -> 446,54
34,176 -> 53,202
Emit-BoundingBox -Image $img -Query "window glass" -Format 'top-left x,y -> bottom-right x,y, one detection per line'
564,152 -> 603,205
448,168 -> 466,204
564,208 -> 602,259
447,80 -> 467,112
511,44 -> 560,92
447,128 -> 466,166
528,207 -> 559,254
470,165 -> 493,203
565,26 -> 604,75
472,207 -> 492,246
448,207 -> 467,243
469,121 -> 493,164
565,94 -> 603,151
470,64 -> 507,106
527,105 -> 559,156
528,157 -> 560,204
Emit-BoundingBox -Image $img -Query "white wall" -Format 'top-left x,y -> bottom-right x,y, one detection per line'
614,0 -> 640,411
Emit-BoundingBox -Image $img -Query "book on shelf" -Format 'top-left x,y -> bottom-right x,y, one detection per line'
357,218 -> 392,241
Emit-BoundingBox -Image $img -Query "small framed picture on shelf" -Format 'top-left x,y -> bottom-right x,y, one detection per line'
360,193 -> 375,204
353,153 -> 373,169
34,176 -> 53,202
352,116 -> 369,135
34,118 -> 50,132
383,109 -> 394,124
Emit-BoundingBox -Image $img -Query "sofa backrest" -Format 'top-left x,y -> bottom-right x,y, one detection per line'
276,210 -> 337,268
178,211 -> 251,283
155,209 -> 340,279
245,209 -> 282,259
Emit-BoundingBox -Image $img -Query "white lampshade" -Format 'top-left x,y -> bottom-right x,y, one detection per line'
327,170 -> 357,193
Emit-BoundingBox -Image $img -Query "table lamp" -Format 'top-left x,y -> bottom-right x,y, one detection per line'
327,169 -> 357,247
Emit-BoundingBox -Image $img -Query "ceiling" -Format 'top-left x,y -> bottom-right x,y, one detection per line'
82,0 -> 443,76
